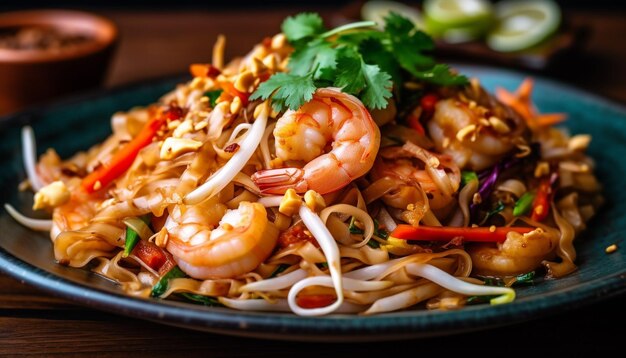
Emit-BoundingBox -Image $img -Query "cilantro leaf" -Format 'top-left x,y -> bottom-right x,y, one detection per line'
250,72 -> 316,112
359,38 -> 402,88
383,12 -> 467,86
384,12 -> 435,71
334,47 -> 392,109
335,48 -> 366,94
289,39 -> 337,80
259,12 -> 466,112
336,30 -> 386,46
361,63 -> 393,109
282,13 -> 326,43
411,64 -> 469,86
180,293 -> 222,306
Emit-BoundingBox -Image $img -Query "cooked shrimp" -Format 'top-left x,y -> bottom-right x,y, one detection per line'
252,88 -> 380,194
51,178 -> 103,239
372,143 -> 461,211
165,200 -> 279,279
467,228 -> 559,276
427,87 -> 527,171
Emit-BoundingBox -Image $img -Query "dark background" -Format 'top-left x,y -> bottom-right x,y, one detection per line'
3,0 -> 623,104
2,0 -> 626,10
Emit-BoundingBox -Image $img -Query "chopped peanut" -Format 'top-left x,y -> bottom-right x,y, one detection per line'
488,116 -> 511,134
534,161 -> 550,178
262,53 -> 279,70
160,137 -> 203,160
234,71 -> 254,93
605,244 -> 618,254
304,190 -> 326,212
456,124 -> 476,142
230,96 -> 243,115
568,134 -> 592,152
270,33 -> 287,50
279,189 -> 302,216
33,181 -> 70,210
250,57 -> 267,77
173,119 -> 194,138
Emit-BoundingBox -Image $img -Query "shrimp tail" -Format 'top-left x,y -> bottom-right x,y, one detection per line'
252,168 -> 308,194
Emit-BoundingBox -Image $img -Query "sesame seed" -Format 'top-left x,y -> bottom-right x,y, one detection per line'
489,225 -> 496,233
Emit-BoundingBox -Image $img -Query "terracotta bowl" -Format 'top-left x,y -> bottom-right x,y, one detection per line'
0,10 -> 118,116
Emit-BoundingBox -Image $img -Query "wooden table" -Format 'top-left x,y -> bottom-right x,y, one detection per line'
1,4 -> 625,356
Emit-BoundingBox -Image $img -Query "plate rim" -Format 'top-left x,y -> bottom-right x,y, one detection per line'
1,65 -> 625,341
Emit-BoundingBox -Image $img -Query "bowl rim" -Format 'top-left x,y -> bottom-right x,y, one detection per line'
0,9 -> 118,63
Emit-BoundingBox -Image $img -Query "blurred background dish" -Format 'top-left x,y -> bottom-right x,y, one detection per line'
0,10 -> 117,116
345,0 -> 587,70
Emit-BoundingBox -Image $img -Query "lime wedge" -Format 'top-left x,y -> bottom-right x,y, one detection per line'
424,0 -> 494,42
361,1 -> 424,30
487,0 -> 561,52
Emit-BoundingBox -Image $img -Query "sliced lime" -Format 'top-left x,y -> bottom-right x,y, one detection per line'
423,0 -> 494,42
487,0 -> 561,52
361,0 -> 424,30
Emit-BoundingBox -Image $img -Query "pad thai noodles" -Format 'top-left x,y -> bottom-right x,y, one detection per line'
7,13 -> 603,316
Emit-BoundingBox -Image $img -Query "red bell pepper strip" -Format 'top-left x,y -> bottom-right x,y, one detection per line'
132,239 -> 176,275
296,294 -> 336,309
390,225 -> 535,243
132,239 -> 167,271
81,114 -> 168,193
531,175 -> 554,222
420,93 -> 438,113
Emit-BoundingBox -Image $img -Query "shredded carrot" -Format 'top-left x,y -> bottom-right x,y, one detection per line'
496,77 -> 566,128
81,107 -> 179,193
219,81 -> 250,106
189,63 -> 221,78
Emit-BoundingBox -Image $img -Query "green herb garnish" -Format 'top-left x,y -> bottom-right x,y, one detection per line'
205,89 -> 223,108
513,192 -> 535,217
269,264 -> 290,278
479,200 -> 505,225
151,266 -> 187,297
461,171 -> 478,187
512,271 -> 536,285
348,216 -> 365,235
122,214 -> 151,258
251,12 -> 467,112
374,219 -> 389,240
180,293 -> 222,307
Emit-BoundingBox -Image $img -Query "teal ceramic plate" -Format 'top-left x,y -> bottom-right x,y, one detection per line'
0,66 -> 624,341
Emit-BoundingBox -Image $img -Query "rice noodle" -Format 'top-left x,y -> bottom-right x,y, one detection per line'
240,269 -> 307,292
260,122 -> 276,169
184,102 -> 268,204
320,204 -> 374,248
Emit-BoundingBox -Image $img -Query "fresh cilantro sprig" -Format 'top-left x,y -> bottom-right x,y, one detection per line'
251,12 -> 467,112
